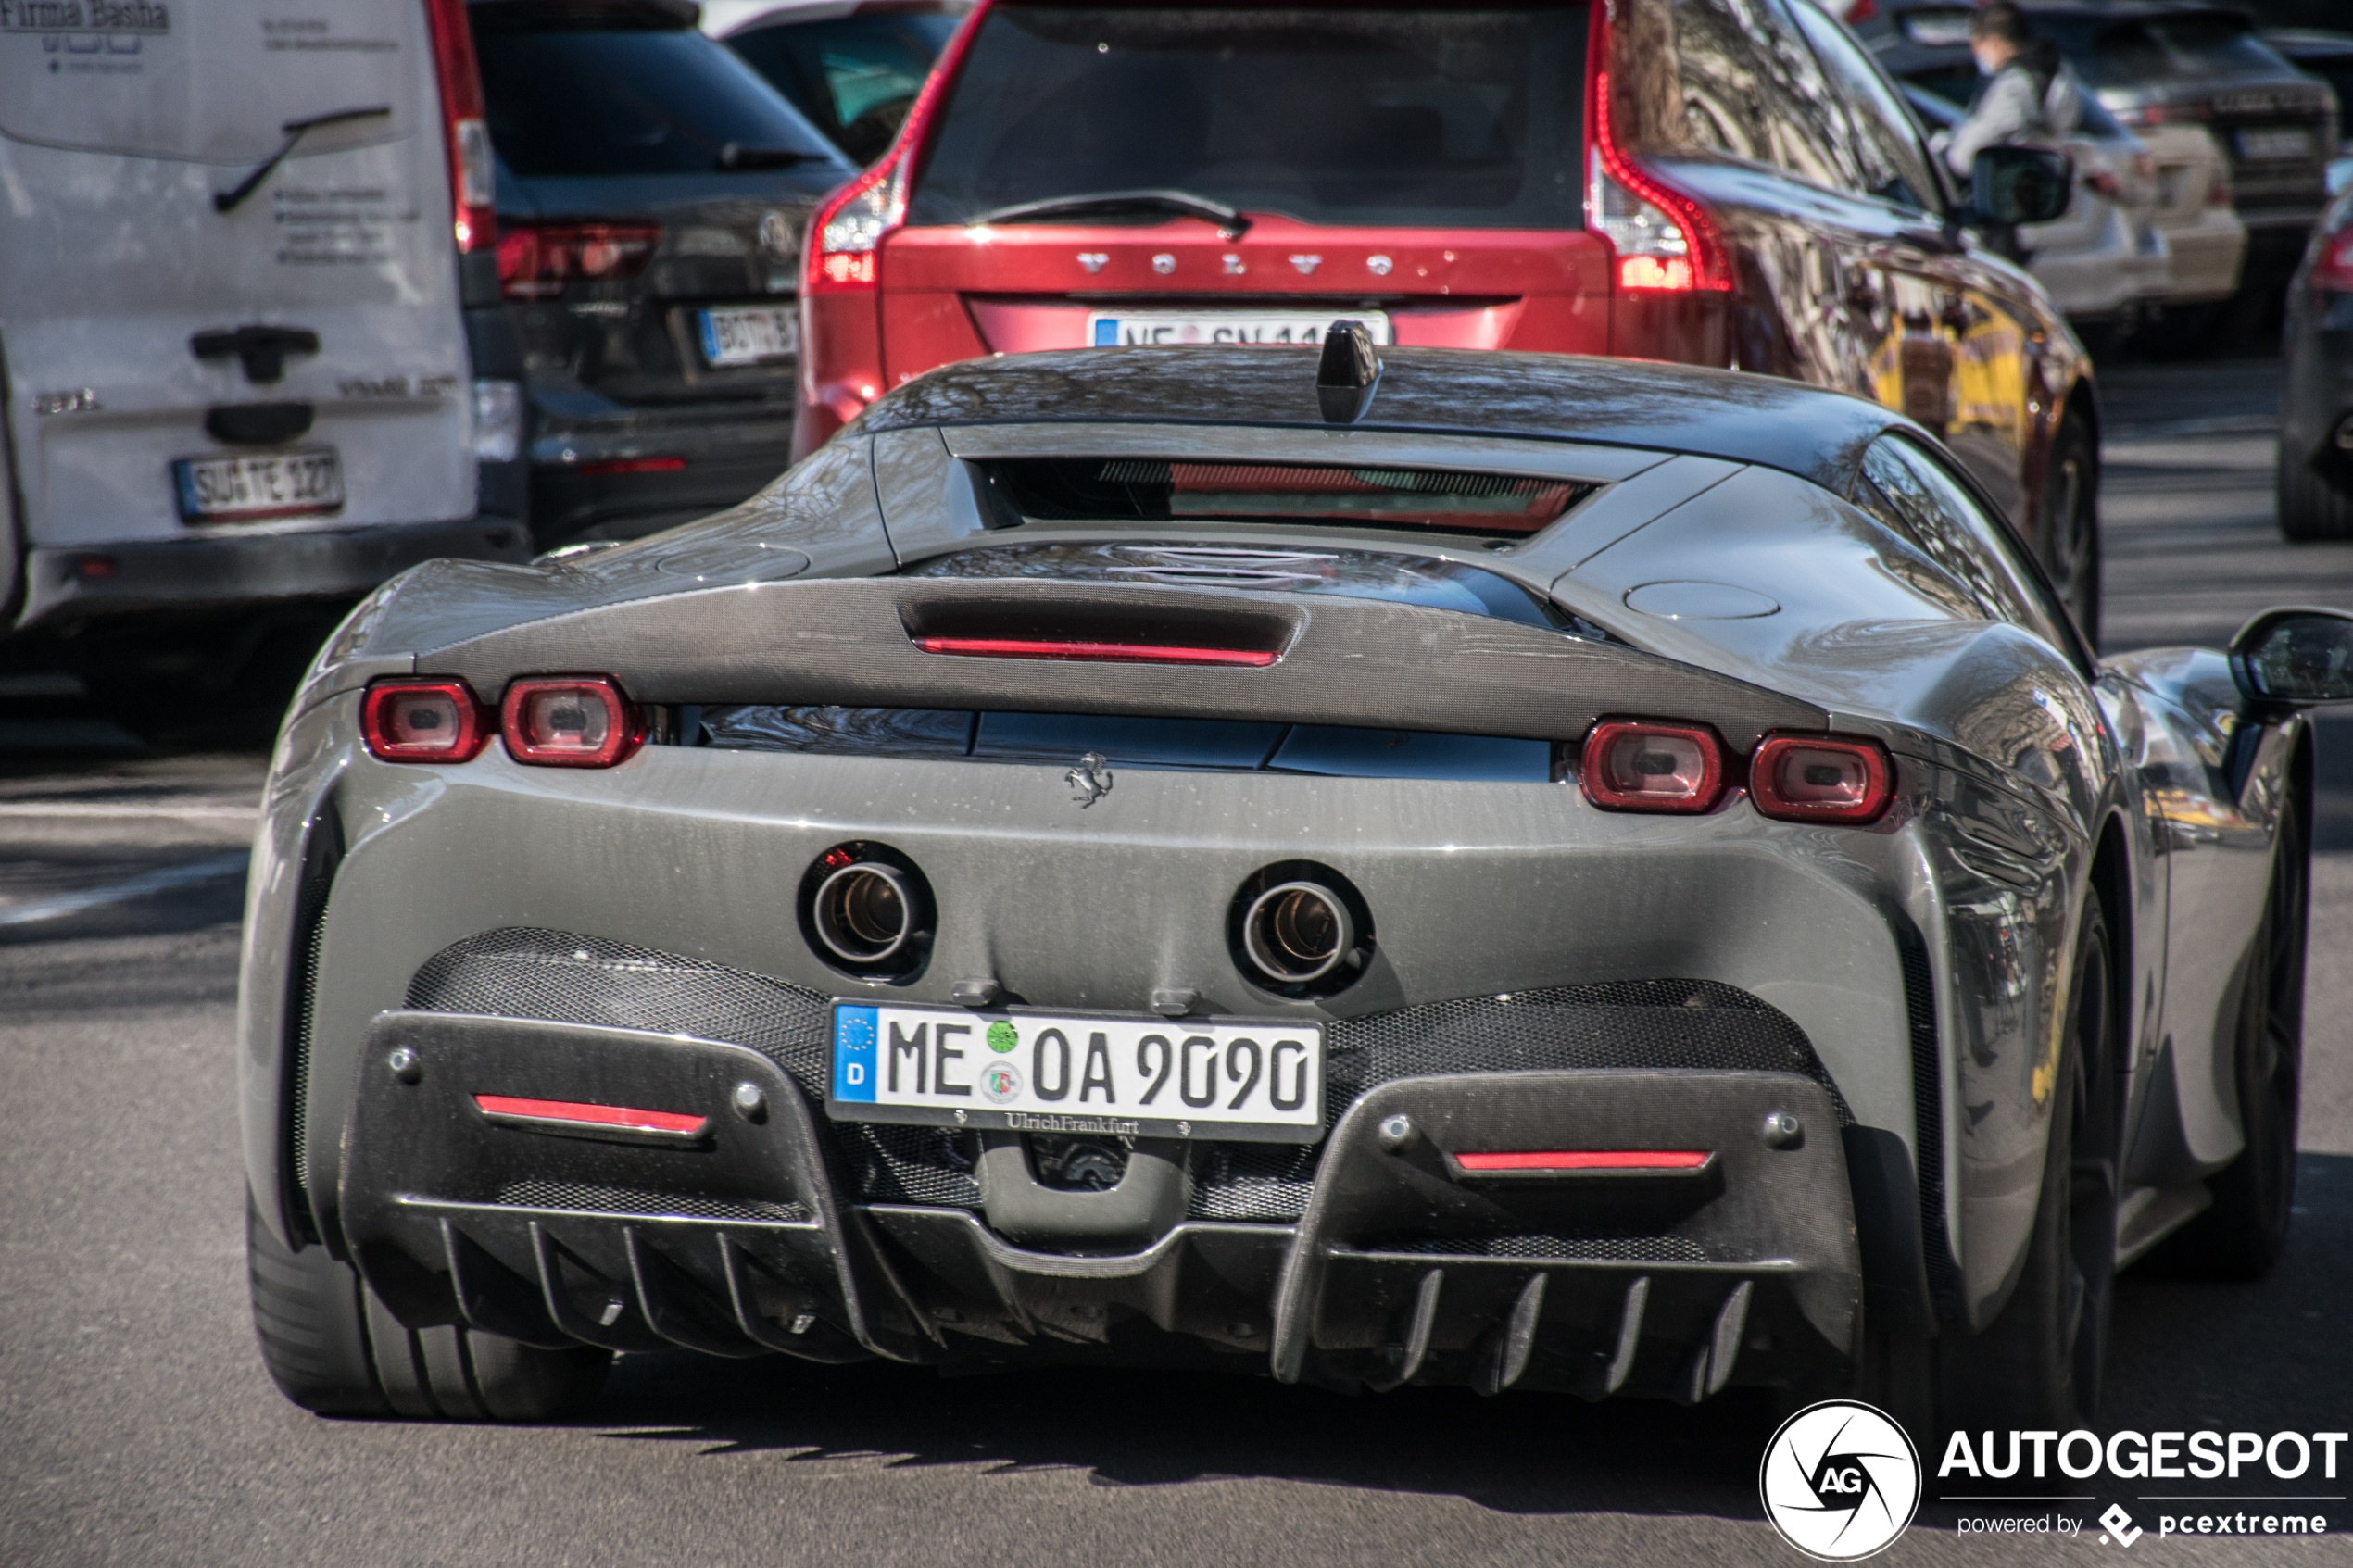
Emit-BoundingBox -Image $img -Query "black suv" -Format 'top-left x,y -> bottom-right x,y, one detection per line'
474,0 -> 857,547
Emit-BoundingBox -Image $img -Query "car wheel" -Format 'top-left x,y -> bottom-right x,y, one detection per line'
247,1200 -> 610,1420
2151,793 -> 2307,1277
2041,411 -> 2101,648
1941,899 -> 2120,1429
2277,449 -> 2353,543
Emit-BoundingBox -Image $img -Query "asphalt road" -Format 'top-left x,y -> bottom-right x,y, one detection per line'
5,361 -> 2352,1567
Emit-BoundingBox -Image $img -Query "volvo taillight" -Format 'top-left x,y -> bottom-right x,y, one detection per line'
497,221 -> 661,300
797,0 -> 991,455
1579,721 -> 1730,814
422,0 -> 496,253
501,677 -> 644,768
1750,734 -> 1894,824
1588,69 -> 1730,295
361,679 -> 491,761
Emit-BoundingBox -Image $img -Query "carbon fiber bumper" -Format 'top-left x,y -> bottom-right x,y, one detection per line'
340,1010 -> 1864,1400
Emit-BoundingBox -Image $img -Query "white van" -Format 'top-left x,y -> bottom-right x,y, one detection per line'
0,0 -> 528,734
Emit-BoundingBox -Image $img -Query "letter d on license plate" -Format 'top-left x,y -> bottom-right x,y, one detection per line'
829,1003 -> 1324,1143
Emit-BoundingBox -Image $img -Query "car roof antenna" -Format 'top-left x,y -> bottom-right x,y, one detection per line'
1315,320 -> 1381,425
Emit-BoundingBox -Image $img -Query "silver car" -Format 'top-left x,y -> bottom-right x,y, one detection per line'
237,339 -> 2346,1438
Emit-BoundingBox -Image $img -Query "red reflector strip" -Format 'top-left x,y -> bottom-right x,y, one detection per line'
577,456 -> 686,477
913,636 -> 1278,668
1454,1149 -> 1712,1173
473,1093 -> 708,1137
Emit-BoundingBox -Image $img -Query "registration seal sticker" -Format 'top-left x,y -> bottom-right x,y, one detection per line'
979,1061 -> 1022,1105
987,1020 -> 1019,1053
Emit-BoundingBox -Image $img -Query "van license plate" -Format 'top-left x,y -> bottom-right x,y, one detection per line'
173,448 -> 344,523
828,1003 -> 1325,1143
699,305 -> 799,367
1087,310 -> 1392,348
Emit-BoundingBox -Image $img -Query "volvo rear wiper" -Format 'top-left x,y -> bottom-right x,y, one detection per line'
214,105 -> 393,215
969,189 -> 1251,241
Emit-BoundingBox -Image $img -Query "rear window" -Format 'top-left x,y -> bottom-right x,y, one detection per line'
2040,16 -> 2296,89
906,5 -> 1591,231
980,459 -> 1592,539
725,8 -> 964,163
473,0 -> 838,178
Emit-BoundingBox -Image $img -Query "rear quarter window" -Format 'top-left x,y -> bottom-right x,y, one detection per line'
907,5 -> 1590,231
0,0 -> 418,162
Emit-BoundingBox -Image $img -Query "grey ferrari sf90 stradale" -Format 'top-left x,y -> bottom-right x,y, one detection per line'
239,331 -> 2350,1436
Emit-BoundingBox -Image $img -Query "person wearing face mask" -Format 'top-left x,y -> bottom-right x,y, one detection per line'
1931,1 -> 2084,177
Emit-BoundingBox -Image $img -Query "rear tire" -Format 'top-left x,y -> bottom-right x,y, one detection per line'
2151,793 -> 2308,1277
1866,903 -> 2119,1437
247,1200 -> 610,1420
2278,450 -> 2353,543
1940,900 -> 2119,1428
2042,411 -> 2101,648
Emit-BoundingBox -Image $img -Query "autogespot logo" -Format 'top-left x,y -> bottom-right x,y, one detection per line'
1760,1400 -> 1923,1561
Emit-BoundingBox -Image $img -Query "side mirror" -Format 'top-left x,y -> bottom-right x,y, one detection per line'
1969,145 -> 2073,226
2233,608 -> 2353,705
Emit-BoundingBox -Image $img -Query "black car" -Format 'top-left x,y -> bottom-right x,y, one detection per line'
473,0 -> 858,548
2280,184 -> 2353,539
716,1 -> 969,166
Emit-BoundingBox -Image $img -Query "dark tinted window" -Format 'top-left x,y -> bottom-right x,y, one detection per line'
725,11 -> 963,164
1785,0 -> 1938,210
473,0 -> 840,178
907,6 -> 1590,230
2038,16 -> 2296,89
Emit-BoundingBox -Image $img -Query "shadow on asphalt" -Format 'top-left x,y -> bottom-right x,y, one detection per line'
574,1155 -> 2350,1526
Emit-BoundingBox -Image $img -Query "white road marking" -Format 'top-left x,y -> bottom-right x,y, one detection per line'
0,851 -> 251,927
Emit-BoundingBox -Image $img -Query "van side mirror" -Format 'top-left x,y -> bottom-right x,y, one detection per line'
1969,146 -> 2073,226
2233,608 -> 2353,705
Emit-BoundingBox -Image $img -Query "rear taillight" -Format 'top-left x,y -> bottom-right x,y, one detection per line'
803,1 -> 988,295
422,0 -> 496,252
2314,228 -> 2353,292
1750,734 -> 1894,824
807,159 -> 906,293
1843,0 -> 1877,19
497,222 -> 661,301
361,679 -> 490,762
500,676 -> 643,768
2208,169 -> 2233,207
1588,69 -> 1730,295
1579,721 -> 1730,814
2086,169 -> 2123,201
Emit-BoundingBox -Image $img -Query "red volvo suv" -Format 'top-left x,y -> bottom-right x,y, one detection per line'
797,0 -> 2102,633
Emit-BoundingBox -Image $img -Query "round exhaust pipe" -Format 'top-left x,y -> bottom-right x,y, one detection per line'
811,860 -> 917,967
1240,880 -> 1356,985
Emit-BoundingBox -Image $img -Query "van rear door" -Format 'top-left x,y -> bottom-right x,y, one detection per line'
0,0 -> 477,625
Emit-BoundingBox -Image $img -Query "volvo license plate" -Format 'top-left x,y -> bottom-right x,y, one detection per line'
828,1003 -> 1324,1142
699,305 -> 799,367
172,448 -> 344,523
1086,310 -> 1391,348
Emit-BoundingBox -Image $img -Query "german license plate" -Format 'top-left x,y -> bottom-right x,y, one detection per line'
2235,127 -> 2314,161
699,305 -> 799,367
1086,310 -> 1392,348
172,447 -> 344,523
829,1003 -> 1325,1142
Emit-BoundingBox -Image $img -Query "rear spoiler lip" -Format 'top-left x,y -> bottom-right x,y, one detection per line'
420,576 -> 1828,747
